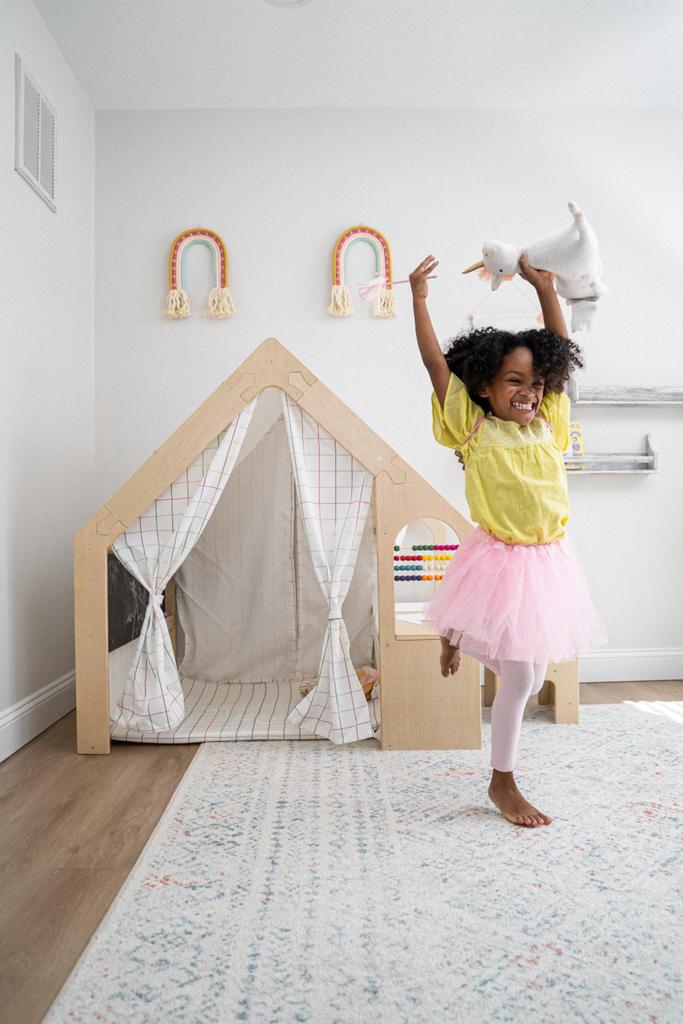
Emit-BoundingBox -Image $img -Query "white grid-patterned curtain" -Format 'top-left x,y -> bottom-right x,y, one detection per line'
281,393 -> 374,743
110,402 -> 256,732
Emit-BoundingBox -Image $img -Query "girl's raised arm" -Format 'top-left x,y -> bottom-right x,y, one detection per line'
518,252 -> 570,341
410,256 -> 451,408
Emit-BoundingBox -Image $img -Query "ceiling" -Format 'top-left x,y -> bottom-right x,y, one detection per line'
35,0 -> 683,111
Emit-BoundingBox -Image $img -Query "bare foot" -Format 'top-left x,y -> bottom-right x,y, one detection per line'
439,636 -> 461,677
488,770 -> 552,827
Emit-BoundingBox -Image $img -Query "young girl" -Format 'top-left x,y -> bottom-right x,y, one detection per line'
410,253 -> 608,828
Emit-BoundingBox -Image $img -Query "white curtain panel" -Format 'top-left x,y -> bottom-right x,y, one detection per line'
110,402 -> 256,732
280,393 -> 374,743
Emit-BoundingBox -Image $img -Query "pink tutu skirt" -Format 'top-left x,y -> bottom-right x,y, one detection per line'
422,526 -> 608,665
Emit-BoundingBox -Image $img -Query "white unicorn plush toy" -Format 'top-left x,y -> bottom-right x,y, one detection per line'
463,201 -> 606,332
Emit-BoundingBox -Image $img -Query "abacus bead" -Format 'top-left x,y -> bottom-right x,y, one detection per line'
394,545 -> 399,551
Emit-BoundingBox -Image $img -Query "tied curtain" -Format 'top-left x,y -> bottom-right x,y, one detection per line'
281,393 -> 375,743
110,402 -> 256,732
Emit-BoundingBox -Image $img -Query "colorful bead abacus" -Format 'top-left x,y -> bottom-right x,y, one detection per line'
393,543 -> 459,582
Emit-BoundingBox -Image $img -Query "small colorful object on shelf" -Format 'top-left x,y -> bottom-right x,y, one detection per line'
569,421 -> 585,458
164,227 -> 236,320
328,225 -> 396,318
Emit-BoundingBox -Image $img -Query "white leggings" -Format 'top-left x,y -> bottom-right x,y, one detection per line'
486,659 -> 548,772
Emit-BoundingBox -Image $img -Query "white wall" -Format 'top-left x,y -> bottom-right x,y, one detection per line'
95,108 -> 683,684
0,0 -> 95,758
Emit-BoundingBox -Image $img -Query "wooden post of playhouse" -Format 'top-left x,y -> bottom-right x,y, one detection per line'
74,524 -> 111,754
483,659 -> 580,725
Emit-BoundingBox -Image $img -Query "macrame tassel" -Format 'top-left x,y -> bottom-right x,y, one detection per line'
375,288 -> 397,318
328,284 -> 354,317
205,287 -> 236,319
164,289 -> 191,319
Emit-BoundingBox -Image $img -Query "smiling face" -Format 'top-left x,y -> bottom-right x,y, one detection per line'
479,346 -> 545,424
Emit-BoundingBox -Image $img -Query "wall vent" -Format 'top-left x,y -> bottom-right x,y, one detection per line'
14,54 -> 56,212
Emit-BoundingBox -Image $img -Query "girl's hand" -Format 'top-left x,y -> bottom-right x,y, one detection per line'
409,256 -> 439,301
518,252 -> 554,292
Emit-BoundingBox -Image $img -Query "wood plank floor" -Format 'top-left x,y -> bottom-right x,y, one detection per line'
2,681 -> 681,1024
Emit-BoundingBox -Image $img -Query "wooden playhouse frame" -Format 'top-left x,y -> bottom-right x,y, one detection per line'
74,337 -> 578,755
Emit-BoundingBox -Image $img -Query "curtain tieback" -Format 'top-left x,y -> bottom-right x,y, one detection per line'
327,598 -> 343,621
148,592 -> 165,608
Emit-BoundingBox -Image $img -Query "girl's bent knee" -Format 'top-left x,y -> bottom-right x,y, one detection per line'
498,660 -> 536,699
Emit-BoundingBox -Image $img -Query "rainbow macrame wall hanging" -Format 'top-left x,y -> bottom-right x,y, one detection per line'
164,227 -> 236,319
328,225 -> 397,318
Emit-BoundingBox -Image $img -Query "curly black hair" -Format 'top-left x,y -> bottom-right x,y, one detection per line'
443,326 -> 584,416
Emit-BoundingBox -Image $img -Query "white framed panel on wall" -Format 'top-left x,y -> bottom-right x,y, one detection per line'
14,54 -> 57,212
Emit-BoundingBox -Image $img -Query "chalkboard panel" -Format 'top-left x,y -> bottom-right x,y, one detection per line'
108,553 -> 151,652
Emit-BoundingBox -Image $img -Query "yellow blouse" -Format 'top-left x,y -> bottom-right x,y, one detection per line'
431,373 -> 571,546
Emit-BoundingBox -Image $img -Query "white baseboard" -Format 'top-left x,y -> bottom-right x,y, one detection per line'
578,648 -> 683,684
0,671 -> 75,763
1,649 -> 681,763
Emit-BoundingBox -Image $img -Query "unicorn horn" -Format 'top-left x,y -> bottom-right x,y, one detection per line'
462,260 -> 485,274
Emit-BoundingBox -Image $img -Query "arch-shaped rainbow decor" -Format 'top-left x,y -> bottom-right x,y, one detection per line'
328,225 -> 397,318
164,227 -> 236,320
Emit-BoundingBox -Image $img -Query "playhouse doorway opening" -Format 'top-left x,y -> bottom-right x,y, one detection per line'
107,388 -> 380,745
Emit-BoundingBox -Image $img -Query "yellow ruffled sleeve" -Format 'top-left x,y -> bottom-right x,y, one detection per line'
538,389 -> 571,453
431,373 -> 483,450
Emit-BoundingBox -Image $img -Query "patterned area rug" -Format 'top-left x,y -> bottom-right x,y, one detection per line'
45,702 -> 682,1023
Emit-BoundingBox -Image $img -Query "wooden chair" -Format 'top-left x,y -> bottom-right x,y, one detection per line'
482,659 -> 579,724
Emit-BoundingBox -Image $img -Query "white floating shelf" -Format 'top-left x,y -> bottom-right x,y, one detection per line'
570,383 -> 683,406
564,434 -> 656,474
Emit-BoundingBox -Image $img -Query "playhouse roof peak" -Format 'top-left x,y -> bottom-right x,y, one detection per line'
81,337 -> 414,543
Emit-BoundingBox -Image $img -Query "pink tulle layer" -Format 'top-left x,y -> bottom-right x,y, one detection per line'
422,526 -> 608,665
